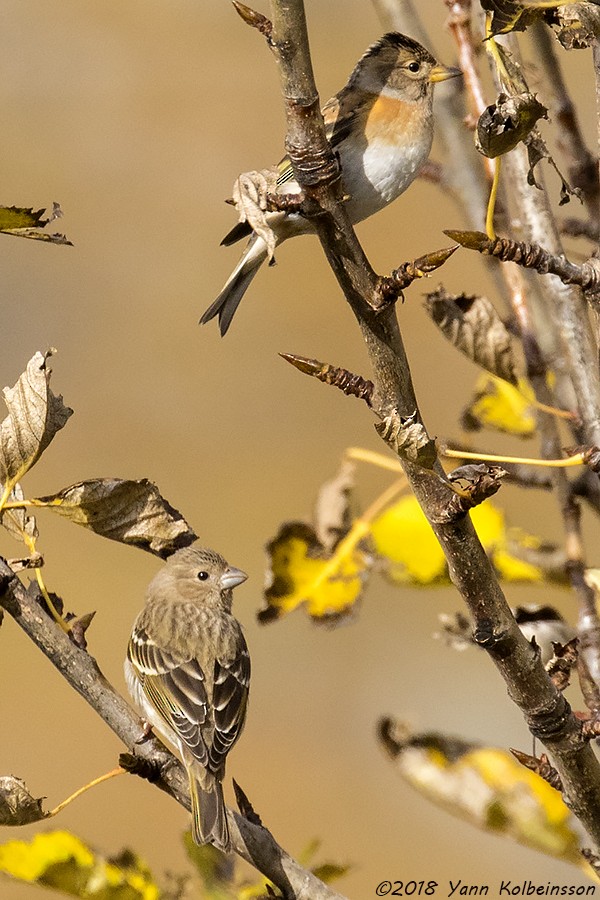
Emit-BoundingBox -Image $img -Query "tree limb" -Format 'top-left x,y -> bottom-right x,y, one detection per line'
264,0 -> 600,851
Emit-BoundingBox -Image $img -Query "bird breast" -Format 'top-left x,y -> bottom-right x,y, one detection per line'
340,95 -> 433,222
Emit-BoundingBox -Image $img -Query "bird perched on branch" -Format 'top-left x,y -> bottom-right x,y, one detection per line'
200,32 -> 460,335
125,545 -> 250,851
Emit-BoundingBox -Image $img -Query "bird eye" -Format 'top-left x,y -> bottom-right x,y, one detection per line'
407,61 -> 420,73
197,570 -> 210,581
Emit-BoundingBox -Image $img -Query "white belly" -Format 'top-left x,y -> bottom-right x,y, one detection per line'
340,133 -> 432,223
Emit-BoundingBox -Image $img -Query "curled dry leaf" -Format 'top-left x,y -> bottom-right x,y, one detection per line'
447,463 -> 507,509
313,459 -> 356,554
424,287 -> 518,385
480,0 -> 552,35
0,776 -> 48,826
35,478 -> 197,558
0,351 -> 73,499
476,92 -> 547,159
231,169 -> 279,261
0,203 -> 72,245
374,410 -> 436,469
526,132 -> 583,205
552,3 -> 600,50
0,483 -> 38,545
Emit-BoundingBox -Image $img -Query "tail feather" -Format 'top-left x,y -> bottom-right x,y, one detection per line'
200,235 -> 268,336
189,770 -> 230,852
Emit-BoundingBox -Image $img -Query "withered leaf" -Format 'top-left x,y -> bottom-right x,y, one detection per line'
480,0 -> 550,35
231,169 -> 280,261
313,459 -> 355,554
375,410 -> 437,469
552,4 -> 600,50
0,203 -> 72,245
0,483 -> 38,545
65,611 -> 96,650
0,351 -> 72,497
0,775 -> 48,826
424,287 -> 518,385
476,92 -> 547,159
35,478 -> 197,557
526,132 -> 583,205
448,463 -> 507,506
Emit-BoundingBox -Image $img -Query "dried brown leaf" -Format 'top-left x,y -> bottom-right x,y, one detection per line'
313,460 -> 355,554
552,3 -> 600,50
66,611 -> 96,650
0,775 -> 48,826
424,287 -> 518,385
480,0 -> 550,35
35,478 -> 197,557
375,411 -> 436,468
526,132 -> 583,205
476,92 -> 547,159
0,483 -> 38,545
0,351 -> 72,497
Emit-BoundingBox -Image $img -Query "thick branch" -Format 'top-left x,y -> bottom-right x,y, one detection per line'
267,0 -> 600,851
0,558 -> 346,900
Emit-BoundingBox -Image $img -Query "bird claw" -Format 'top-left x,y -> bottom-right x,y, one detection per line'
135,719 -> 154,744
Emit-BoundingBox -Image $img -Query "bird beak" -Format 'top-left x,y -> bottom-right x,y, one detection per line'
220,566 -> 248,590
429,63 -> 462,84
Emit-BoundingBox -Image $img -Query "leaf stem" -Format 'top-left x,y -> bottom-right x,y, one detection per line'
48,767 -> 126,817
444,447 -> 586,468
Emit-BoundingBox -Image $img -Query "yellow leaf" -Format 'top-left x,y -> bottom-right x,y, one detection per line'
381,725 -> 585,868
260,522 -> 369,622
371,497 -> 446,584
0,830 -> 159,899
372,497 -> 544,585
464,375 -> 536,436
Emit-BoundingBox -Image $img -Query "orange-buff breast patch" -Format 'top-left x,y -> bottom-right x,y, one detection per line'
364,93 -> 420,144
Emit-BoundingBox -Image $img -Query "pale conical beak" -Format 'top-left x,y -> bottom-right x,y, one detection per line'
220,566 -> 248,590
429,63 -> 462,84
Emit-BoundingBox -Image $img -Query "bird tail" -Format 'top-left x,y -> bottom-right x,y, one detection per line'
200,234 -> 268,336
188,769 -> 230,852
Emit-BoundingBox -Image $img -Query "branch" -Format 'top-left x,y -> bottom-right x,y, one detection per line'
446,229 -> 600,293
264,0 -> 600,852
0,558 -> 346,900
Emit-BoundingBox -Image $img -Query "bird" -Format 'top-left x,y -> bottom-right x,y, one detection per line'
125,545 -> 250,852
200,32 -> 460,335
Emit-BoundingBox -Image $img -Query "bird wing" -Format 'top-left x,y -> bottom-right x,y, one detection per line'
128,624 -> 210,768
127,624 -> 250,777
275,93 -> 354,189
210,637 -> 251,772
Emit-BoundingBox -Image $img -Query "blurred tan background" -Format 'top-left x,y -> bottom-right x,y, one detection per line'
0,2 -> 597,897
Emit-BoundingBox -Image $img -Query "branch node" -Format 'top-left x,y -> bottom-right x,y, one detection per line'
510,749 -> 563,791
231,1 -> 273,42
445,229 -> 600,294
279,352 -> 374,406
118,752 -> 162,784
376,245 -> 458,305
444,463 -> 507,519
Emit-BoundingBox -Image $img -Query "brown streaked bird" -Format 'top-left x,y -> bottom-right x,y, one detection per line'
125,545 -> 250,852
200,32 -> 460,335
